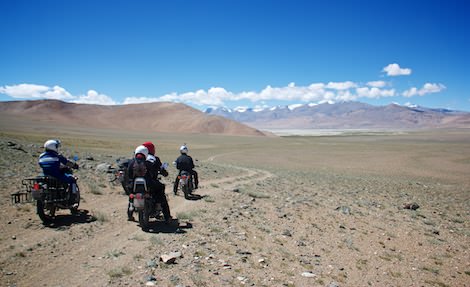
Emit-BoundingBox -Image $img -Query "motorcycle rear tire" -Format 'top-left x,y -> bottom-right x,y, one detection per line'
138,209 -> 149,230
37,200 -> 53,223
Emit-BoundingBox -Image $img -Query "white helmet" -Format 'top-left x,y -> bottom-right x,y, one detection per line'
180,145 -> 188,154
134,145 -> 149,158
44,139 -> 61,152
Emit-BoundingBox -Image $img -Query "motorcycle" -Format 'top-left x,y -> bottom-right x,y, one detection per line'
23,165 -> 80,223
177,171 -> 194,199
115,158 -> 131,194
128,177 -> 164,230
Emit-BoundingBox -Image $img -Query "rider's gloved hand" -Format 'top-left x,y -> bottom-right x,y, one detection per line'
73,163 -> 79,170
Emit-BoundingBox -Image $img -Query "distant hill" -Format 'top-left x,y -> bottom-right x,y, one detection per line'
205,102 -> 470,129
0,100 -> 265,136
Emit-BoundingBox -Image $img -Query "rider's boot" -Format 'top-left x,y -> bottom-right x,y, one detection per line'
127,201 -> 135,221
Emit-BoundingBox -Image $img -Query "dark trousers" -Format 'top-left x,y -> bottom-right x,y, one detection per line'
173,170 -> 198,193
153,182 -> 171,220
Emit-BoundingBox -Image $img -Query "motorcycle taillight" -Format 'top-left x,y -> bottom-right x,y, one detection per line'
129,193 -> 134,199
33,182 -> 40,191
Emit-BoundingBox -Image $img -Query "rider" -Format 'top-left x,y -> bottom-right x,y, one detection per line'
38,139 -> 79,206
142,141 -> 172,223
173,144 -> 198,195
127,145 -> 151,221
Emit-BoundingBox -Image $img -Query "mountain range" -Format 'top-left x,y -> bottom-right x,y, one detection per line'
205,102 -> 470,129
0,100 -> 265,136
1,100 -> 469,135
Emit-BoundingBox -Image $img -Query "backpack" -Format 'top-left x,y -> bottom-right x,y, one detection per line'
132,157 -> 147,177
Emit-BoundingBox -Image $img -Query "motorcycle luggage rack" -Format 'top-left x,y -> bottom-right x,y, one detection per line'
20,177 -> 69,203
10,191 -> 30,204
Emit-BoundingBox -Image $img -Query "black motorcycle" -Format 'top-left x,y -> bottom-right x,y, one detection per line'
177,170 -> 194,199
23,166 -> 80,223
115,158 -> 131,195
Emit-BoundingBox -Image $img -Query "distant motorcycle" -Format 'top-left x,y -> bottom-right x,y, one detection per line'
177,171 -> 194,199
23,166 -> 80,223
128,176 -> 164,230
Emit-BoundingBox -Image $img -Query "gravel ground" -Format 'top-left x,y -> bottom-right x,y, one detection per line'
0,131 -> 469,287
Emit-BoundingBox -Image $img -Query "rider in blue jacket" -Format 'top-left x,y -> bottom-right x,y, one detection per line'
38,139 -> 79,205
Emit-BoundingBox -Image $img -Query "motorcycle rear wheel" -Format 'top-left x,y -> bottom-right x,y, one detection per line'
138,209 -> 149,230
37,200 -> 54,223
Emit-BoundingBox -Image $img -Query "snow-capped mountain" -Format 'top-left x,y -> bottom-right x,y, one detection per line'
205,101 -> 470,129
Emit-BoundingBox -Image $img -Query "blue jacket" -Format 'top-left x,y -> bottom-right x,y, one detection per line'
38,150 -> 75,184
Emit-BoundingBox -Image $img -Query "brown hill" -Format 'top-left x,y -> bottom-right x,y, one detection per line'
0,100 -> 265,136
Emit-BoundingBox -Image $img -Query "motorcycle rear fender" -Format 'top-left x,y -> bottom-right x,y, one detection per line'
133,193 -> 145,210
133,177 -> 147,193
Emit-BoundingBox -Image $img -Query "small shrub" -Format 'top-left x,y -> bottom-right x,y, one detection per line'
106,249 -> 125,259
149,236 -> 163,245
421,266 -> 440,275
108,266 -> 132,278
203,196 -> 215,203
88,184 -> 103,195
176,210 -> 199,220
93,211 -> 108,223
129,234 -> 145,241
15,252 -> 26,257
245,190 -> 270,199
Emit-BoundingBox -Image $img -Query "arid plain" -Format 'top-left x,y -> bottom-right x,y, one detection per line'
0,118 -> 469,286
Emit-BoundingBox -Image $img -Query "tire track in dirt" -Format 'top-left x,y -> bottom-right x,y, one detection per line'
203,153 -> 274,189
165,153 -> 275,223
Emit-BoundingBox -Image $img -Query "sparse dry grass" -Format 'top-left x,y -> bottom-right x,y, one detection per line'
0,128 -> 469,287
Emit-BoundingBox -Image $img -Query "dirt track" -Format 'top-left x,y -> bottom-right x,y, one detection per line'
1,132 -> 469,287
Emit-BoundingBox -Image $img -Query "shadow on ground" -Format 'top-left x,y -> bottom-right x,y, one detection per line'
140,219 -> 193,234
184,193 -> 205,201
42,209 -> 96,228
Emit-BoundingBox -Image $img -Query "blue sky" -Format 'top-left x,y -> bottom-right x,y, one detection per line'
1,0 -> 469,111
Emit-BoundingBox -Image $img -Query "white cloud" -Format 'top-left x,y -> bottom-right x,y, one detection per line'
356,87 -> 396,98
123,96 -> 163,105
402,83 -> 446,97
123,79 -> 422,107
367,81 -> 387,88
1,70 -> 447,108
0,83 -> 73,100
326,81 -> 357,90
156,88 -> 229,106
0,83 -> 117,105
73,90 -> 117,105
382,63 -> 412,76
